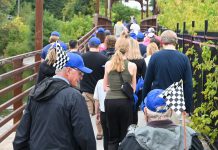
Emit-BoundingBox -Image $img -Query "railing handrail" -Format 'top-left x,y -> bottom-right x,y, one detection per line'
0,22 -> 113,143
0,50 -> 41,66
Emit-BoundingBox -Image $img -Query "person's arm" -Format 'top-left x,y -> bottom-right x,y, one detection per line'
70,93 -> 96,150
94,81 -> 100,121
142,56 -> 155,100
183,57 -> 193,114
103,61 -> 110,92
129,62 -> 137,92
13,99 -> 32,150
141,59 -> 147,79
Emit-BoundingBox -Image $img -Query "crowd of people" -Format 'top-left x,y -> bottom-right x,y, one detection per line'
12,17 -> 204,150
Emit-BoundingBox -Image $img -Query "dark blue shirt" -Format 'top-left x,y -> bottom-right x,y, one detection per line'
139,44 -> 147,56
142,49 -> 193,113
41,41 -> 68,59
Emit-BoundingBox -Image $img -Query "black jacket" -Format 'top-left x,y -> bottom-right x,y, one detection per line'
37,61 -> 56,84
13,78 -> 96,150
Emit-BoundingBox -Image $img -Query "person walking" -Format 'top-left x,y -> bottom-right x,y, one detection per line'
13,52 -> 96,150
103,31 -> 137,150
142,30 -> 193,114
94,79 -> 108,150
80,37 -> 108,140
144,42 -> 159,66
68,39 -> 81,55
41,31 -> 67,60
127,38 -> 146,124
119,89 -> 204,150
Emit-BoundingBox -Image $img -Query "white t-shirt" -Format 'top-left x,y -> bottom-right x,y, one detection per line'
93,79 -> 106,112
130,23 -> 140,35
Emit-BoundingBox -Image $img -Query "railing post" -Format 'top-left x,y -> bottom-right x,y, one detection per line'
182,22 -> 186,53
13,59 -> 23,124
35,0 -> 43,73
204,20 -> 208,42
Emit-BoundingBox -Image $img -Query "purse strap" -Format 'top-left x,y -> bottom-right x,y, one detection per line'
119,72 -> 124,84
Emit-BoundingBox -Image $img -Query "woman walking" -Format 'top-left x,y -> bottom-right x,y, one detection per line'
127,38 -> 146,124
103,32 -> 137,150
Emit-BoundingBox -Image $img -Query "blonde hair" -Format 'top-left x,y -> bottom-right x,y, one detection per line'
45,48 -> 57,65
110,35 -> 130,72
49,36 -> 59,43
127,38 -> 143,60
146,42 -> 159,56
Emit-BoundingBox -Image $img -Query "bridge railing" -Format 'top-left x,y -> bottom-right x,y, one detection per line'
0,24 -> 112,142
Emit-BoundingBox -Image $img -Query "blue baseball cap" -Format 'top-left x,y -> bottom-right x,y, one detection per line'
51,31 -> 60,37
144,89 -> 167,113
137,32 -> 145,40
88,37 -> 101,47
97,27 -> 105,33
65,52 -> 92,74
129,32 -> 137,39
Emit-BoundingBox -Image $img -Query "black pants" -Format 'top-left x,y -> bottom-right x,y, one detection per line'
105,99 -> 133,150
100,111 -> 109,150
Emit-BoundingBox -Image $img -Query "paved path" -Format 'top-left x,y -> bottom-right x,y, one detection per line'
0,111 -> 210,150
0,111 -> 145,150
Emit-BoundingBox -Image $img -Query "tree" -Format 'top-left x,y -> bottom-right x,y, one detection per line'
44,0 -> 67,20
157,0 -> 218,32
0,0 -> 16,24
63,0 -> 94,20
112,2 -> 141,23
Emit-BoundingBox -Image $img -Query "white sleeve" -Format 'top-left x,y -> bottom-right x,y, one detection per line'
93,81 -> 99,101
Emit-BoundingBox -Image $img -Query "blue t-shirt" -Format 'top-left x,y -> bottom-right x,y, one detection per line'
142,49 -> 193,113
41,41 -> 68,59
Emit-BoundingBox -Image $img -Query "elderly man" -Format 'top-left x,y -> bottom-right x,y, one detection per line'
119,89 -> 204,150
142,30 -> 193,114
13,52 -> 96,150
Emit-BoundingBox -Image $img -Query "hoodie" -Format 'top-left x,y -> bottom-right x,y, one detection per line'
13,78 -> 96,150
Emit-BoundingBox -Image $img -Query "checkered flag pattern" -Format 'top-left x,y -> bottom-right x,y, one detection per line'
53,42 -> 69,70
159,80 -> 186,115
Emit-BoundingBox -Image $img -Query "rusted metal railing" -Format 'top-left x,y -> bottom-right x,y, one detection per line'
0,24 -> 112,142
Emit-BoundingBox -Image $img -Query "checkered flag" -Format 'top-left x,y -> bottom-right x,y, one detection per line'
159,80 -> 186,115
53,42 -> 69,70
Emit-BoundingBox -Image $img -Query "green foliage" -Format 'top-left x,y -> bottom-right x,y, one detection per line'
111,2 -> 141,23
44,0 -> 67,20
157,0 -> 218,32
43,11 -> 93,45
0,0 -> 16,23
187,43 -> 218,143
58,15 -> 93,42
63,0 -> 94,20
0,17 -> 31,56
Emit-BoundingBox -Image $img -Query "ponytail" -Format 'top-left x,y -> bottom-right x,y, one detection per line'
111,50 -> 125,72
110,34 -> 130,72
46,48 -> 57,65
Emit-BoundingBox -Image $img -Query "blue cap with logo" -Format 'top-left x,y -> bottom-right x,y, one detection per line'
88,37 -> 101,47
51,31 -> 60,37
144,89 -> 167,113
137,32 -> 145,40
65,52 -> 92,74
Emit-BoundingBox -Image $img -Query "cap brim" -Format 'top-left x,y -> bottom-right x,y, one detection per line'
78,67 -> 93,74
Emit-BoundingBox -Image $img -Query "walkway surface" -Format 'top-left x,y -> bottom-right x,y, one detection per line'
0,112 -> 145,150
0,111 -> 210,150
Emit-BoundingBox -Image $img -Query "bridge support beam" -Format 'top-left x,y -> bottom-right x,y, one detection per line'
35,0 -> 43,71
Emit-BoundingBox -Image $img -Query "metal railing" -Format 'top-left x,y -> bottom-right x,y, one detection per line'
0,24 -> 112,142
